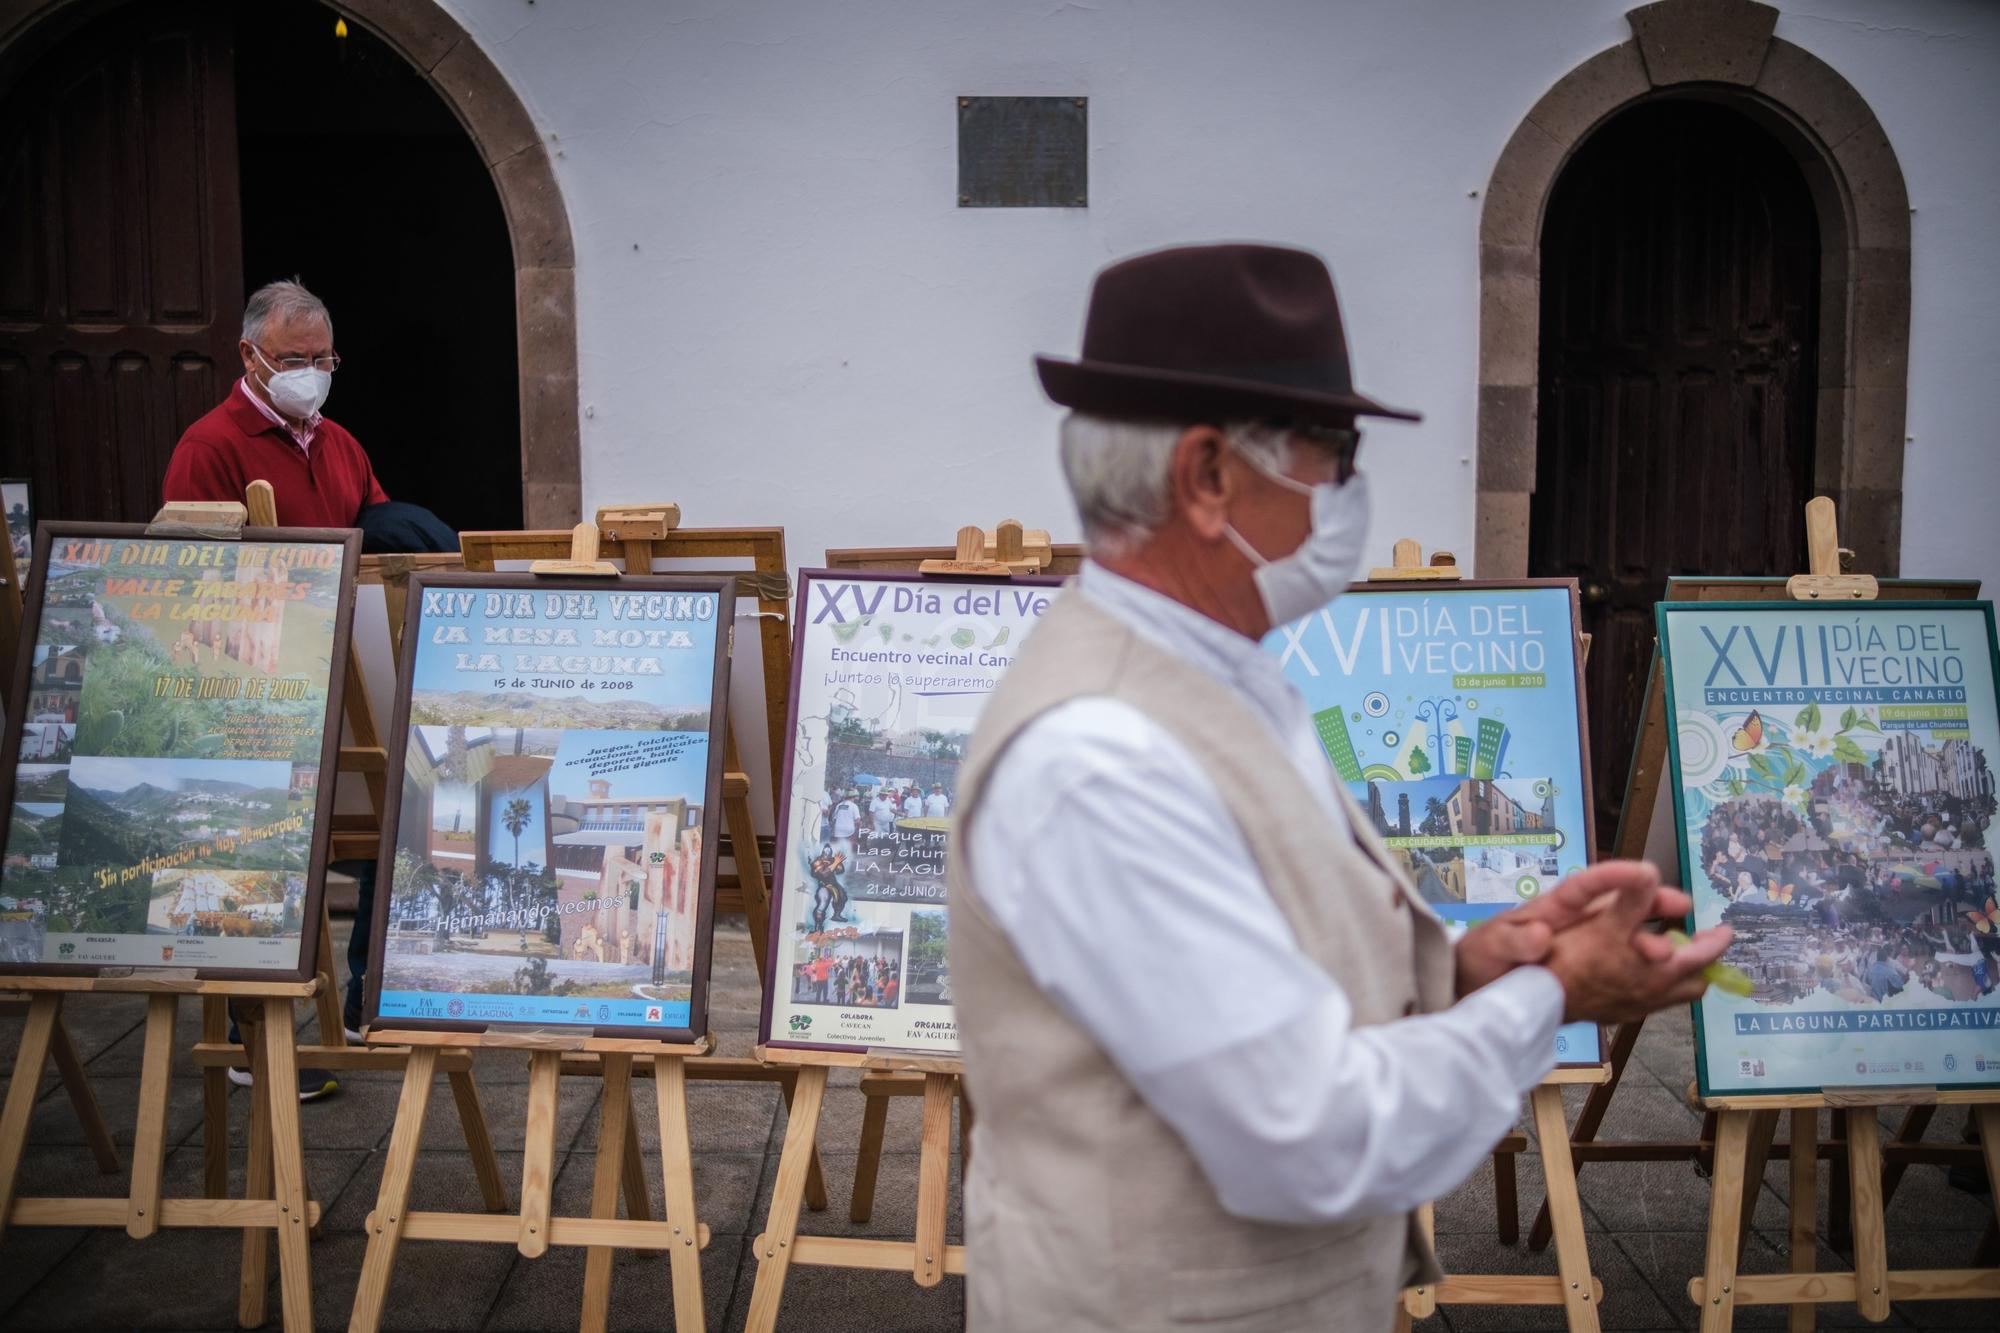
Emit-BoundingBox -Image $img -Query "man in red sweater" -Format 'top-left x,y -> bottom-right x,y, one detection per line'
163,278 -> 388,527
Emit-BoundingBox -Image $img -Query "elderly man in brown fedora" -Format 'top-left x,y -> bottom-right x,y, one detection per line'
946,244 -> 1732,1331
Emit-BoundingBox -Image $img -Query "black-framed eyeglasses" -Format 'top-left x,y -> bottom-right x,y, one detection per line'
254,345 -> 341,374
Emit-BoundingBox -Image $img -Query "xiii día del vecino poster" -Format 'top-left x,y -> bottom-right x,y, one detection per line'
761,571 -> 1057,1055
0,529 -> 354,976
1661,600 -> 2000,1096
1266,581 -> 1601,1063
369,575 -> 731,1041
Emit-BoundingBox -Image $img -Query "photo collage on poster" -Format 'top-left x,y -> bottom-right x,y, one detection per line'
0,532 -> 347,972
762,571 -> 1057,1054
370,578 -> 729,1035
1266,581 -> 1601,1062
1662,601 -> 2000,1095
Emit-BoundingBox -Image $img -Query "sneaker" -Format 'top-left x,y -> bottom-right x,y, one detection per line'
226,1066 -> 341,1102
342,1026 -> 366,1044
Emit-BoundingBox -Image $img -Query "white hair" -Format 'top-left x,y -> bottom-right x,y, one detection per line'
242,278 -> 332,345
1058,414 -> 1293,556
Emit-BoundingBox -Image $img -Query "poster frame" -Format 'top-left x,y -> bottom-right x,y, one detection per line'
363,569 -> 735,1045
0,520 -> 360,984
1306,575 -> 1603,1066
757,565 -> 1063,1056
1657,596 -> 2000,1100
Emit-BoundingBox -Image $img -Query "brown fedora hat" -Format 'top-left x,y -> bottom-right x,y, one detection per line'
1036,242 -> 1419,425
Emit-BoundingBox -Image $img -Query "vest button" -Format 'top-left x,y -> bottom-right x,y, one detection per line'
1403,1000 -> 1417,1017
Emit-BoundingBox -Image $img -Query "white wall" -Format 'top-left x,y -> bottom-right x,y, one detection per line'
439,0 -> 2000,593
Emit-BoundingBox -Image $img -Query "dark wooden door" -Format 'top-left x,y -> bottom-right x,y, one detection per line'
0,3 -> 244,523
1529,100 -> 1819,847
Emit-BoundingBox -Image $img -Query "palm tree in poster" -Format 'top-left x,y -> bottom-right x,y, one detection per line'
502,796 -> 533,870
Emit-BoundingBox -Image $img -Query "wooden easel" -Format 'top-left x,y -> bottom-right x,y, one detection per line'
743,520 -> 1059,1331
1688,498 -> 2000,1327
1354,541 -> 1610,1331
0,498 -> 356,1330
457,509 -> 831,1211
192,485 -> 505,1214
0,513 -> 121,1176
347,518 -> 726,1332
1528,504 -> 1984,1256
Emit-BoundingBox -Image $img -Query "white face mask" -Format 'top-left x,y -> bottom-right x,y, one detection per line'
253,347 -> 332,420
1222,458 -> 1370,629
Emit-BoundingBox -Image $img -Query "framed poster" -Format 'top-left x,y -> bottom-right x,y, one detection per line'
0,523 -> 358,980
1660,600 -> 2000,1097
2,479 -> 29,580
760,569 -> 1060,1054
1265,579 -> 1602,1064
366,573 -> 733,1043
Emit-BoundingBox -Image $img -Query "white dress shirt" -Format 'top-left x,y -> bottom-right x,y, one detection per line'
967,563 -> 1565,1224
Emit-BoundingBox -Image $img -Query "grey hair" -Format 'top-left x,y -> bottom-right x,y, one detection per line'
242,278 -> 333,345
1057,414 -> 1292,556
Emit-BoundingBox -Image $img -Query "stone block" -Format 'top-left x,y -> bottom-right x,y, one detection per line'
340,0 -> 466,72
524,481 -> 582,529
1480,118 -> 1564,251
1848,384 -> 1908,491
1476,383 -> 1538,492
1525,41 -> 1649,148
1849,275 -> 1909,391
1755,38 -> 1872,151
1831,121 -> 1911,252
1474,491 -> 1532,579
1841,486 -> 1902,577
516,265 -> 580,379
1478,269 -> 1540,390
494,146 -> 575,269
431,30 -> 542,167
1627,0 -> 1778,87
520,372 -> 581,484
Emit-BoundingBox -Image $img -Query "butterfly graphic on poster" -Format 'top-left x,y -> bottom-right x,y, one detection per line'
1731,710 -> 1764,753
1966,898 -> 2000,935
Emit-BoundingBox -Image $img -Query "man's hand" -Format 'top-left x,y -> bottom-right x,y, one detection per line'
1542,870 -> 1734,1024
1455,860 -> 1693,997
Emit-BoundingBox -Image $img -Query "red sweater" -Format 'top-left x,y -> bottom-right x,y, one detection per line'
163,382 -> 387,528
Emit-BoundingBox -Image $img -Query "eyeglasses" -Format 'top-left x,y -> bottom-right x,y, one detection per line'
1282,422 -> 1363,483
254,345 -> 341,374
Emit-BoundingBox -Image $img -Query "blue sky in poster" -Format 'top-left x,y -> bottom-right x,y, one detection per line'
1660,601 -> 2000,1096
408,584 -> 720,717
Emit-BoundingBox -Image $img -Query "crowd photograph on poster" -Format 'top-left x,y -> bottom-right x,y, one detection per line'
0,530 -> 351,974
1663,601 -> 2000,1095
369,577 -> 730,1038
763,571 -> 1056,1053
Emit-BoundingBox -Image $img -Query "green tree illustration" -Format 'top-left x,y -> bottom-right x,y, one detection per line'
1407,744 -> 1431,776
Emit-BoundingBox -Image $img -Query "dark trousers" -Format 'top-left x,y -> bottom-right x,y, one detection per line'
334,858 -> 377,1030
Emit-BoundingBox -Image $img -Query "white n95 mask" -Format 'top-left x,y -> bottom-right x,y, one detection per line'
255,349 -> 332,419
1223,466 -> 1370,628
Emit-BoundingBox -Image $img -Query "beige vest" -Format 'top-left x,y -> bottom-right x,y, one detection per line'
948,590 -> 1456,1331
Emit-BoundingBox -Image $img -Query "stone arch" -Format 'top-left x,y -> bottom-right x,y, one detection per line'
1475,0 -> 1909,576
0,0 -> 581,526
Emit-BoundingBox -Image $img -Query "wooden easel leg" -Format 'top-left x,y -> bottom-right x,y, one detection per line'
202,995 -> 231,1198
50,1015 -> 119,1173
581,1053 -> 633,1333
126,994 -> 178,1239
745,1064 -> 828,1333
620,1096 -> 650,1222
773,1065 -> 828,1214
654,1055 -> 706,1333
0,992 -> 60,1244
1846,1107 -> 1889,1322
1531,1016 -> 1641,1250
261,998 -> 314,1331
1402,1202 -> 1438,1321
1494,1139 -> 1520,1244
850,1088 -> 890,1222
517,1051 -> 560,1258
1698,1110 -> 1750,1333
238,1005 -> 274,1329
314,902 -> 346,1047
912,1073 -> 952,1289
1530,1083 -> 1601,1332
348,1047 -> 437,1333
1788,1108 -> 1817,1333
1737,1109 -> 1781,1261
444,1062 -> 509,1211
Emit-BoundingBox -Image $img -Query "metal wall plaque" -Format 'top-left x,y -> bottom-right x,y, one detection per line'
958,96 -> 1087,208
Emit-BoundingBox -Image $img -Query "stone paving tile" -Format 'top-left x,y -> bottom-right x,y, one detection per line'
720,1251 -> 964,1333
748,1150 -> 962,1243
6,1226 -> 267,1329
25,1069 -> 207,1151
1433,1149 -> 1548,1238
1433,1224 -> 1680,1329
483,1232 -> 745,1332
322,1148 -> 530,1232
549,1145 -> 767,1239
302,1231 -> 520,1332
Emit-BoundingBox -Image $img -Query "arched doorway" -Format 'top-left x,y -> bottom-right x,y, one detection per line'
1529,99 -> 1820,844
0,0 -> 579,529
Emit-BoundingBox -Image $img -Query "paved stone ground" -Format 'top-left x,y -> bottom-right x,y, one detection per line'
1,915 -> 1994,1331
